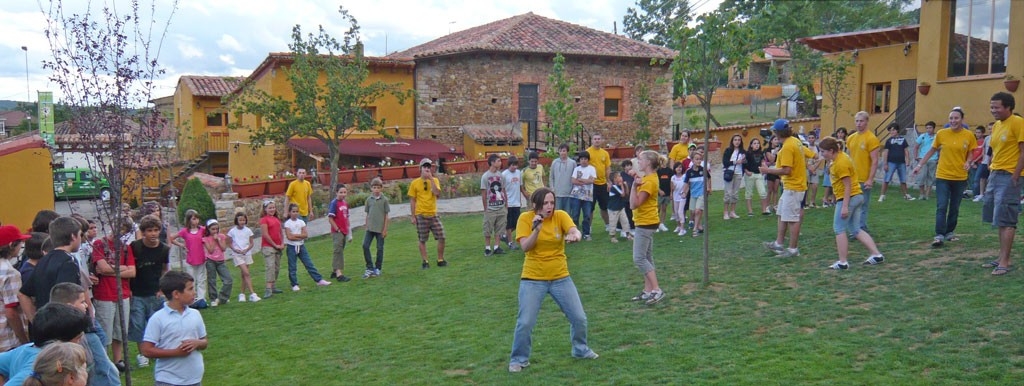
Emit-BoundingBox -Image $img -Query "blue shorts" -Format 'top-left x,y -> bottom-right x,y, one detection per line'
832,194 -> 865,236
982,171 -> 1020,228
884,162 -> 907,183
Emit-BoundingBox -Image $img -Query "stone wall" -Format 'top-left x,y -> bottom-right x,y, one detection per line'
414,54 -> 674,148
213,193 -> 285,236
417,126 -> 463,150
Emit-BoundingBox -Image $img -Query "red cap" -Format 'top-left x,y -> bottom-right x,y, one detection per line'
0,225 -> 30,248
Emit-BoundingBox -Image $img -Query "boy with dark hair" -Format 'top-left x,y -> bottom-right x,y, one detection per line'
127,215 -> 170,369
18,217 -> 83,320
0,303 -> 92,386
981,92 -> 1024,275
49,282 -> 121,385
0,225 -> 30,351
481,154 -> 508,256
92,219 -> 137,370
142,270 -> 208,386
362,178 -> 390,278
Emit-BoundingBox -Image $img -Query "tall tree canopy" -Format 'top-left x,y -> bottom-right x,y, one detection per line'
623,0 -> 692,48
228,6 -> 413,194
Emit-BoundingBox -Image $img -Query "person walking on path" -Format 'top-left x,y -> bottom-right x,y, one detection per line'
761,119 -> 813,258
409,159 -> 447,269
980,92 -> 1024,275
549,144 -> 577,212
913,108 -> 975,248
285,168 -> 314,221
846,112 -> 880,232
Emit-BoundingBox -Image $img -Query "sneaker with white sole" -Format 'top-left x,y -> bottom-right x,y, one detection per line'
829,261 -> 849,270
877,194 -> 886,202
677,229 -> 687,236
209,299 -> 219,307
292,285 -> 301,291
905,194 -> 916,201
863,255 -> 885,265
239,294 -> 246,303
373,268 -> 381,276
658,223 -> 668,232
363,269 -> 374,279
316,279 -> 332,286
577,351 -> 599,359
509,361 -> 530,372
931,236 -> 944,247
973,194 -> 984,202
630,291 -> 650,302
775,248 -> 800,258
249,293 -> 261,302
645,290 -> 665,305
137,354 -> 150,368
763,241 -> 784,253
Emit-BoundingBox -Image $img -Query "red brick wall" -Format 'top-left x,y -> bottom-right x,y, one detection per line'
414,54 -> 673,148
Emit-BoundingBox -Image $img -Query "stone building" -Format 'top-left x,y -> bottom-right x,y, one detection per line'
388,12 -> 677,149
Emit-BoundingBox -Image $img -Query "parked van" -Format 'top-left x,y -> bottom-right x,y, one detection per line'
53,168 -> 111,201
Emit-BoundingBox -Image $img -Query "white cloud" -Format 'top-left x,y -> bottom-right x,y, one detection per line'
217,34 -> 244,52
219,54 -> 235,66
178,42 -> 203,59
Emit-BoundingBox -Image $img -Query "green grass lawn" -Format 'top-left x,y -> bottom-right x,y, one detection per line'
124,193 -> 1024,385
677,103 -> 779,129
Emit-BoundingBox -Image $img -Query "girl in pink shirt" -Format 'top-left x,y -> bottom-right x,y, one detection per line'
169,209 -> 208,308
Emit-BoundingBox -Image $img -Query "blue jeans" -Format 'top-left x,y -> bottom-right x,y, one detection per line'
556,197 -> 573,212
362,231 -> 385,270
859,184 -> 872,232
509,277 -> 594,366
934,178 -> 967,237
567,199 -> 594,236
128,295 -> 164,342
85,326 -> 121,386
287,244 -> 324,286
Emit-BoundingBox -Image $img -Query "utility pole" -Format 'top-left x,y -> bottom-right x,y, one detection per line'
21,46 -> 29,103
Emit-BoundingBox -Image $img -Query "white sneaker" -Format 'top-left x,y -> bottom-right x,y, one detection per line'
973,194 -> 984,202
677,229 -> 687,236
658,223 -> 668,232
249,293 -> 261,302
904,194 -> 916,201
292,285 -> 300,292
209,299 -> 219,307
316,279 -> 332,286
238,294 -> 246,303
137,354 -> 149,368
877,194 -> 886,202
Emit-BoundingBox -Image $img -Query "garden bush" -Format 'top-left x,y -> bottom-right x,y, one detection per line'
176,177 -> 216,224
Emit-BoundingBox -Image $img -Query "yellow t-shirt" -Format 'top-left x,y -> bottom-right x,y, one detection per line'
669,143 -> 689,163
587,146 -> 611,185
829,152 -> 862,200
846,130 -> 880,183
522,165 -> 545,197
516,210 -> 573,281
776,136 -> 808,192
285,180 -> 313,216
632,173 -> 660,226
932,128 -> 975,181
407,177 -> 440,216
988,114 -> 1024,174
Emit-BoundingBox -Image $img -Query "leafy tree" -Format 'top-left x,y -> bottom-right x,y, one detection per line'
177,177 -> 216,224
623,0 -> 692,48
541,53 -> 581,157
228,6 -> 414,194
820,54 -> 856,132
632,82 -> 653,144
667,9 -> 755,284
718,0 -> 915,117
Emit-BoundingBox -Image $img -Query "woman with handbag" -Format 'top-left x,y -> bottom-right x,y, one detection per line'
722,135 -> 745,220
743,138 -> 769,216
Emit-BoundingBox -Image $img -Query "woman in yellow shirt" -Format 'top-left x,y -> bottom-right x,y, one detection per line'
629,150 -> 667,305
819,138 -> 884,270
508,187 -> 596,373
913,107 -> 974,247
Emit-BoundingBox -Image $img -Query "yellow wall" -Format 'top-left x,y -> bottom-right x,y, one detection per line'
821,44 -> 918,136
228,60 -> 415,180
914,1 -> 1024,133
0,145 -> 54,230
174,80 -> 231,161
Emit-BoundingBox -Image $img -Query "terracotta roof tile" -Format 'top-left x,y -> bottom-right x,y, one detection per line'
462,124 -> 523,145
388,12 -> 676,60
182,76 -> 246,97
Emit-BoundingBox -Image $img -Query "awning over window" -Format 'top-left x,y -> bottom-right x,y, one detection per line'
286,138 -> 461,163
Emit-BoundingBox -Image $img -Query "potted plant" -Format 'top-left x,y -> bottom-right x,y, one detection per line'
917,82 -> 931,96
1005,75 -> 1019,93
231,176 -> 266,198
402,160 -> 421,179
264,172 -> 292,195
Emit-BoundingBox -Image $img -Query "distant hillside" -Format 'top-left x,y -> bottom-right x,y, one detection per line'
0,100 -> 21,110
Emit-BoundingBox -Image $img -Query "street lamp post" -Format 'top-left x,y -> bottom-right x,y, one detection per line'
20,46 -> 29,103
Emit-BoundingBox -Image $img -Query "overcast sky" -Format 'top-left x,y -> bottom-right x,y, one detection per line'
0,0 -> 724,105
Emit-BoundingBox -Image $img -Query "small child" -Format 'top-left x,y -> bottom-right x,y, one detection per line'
683,149 -> 710,237
569,151 -> 597,240
362,178 -> 390,278
226,212 -> 259,302
502,156 -> 523,250
127,215 -> 171,369
283,203 -> 332,291
49,282 -> 120,385
259,201 -> 286,298
169,209 -> 208,309
16,232 -> 47,282
23,342 -> 89,386
141,271 -> 208,386
0,225 -> 30,351
606,171 -> 631,242
202,220 -> 232,307
670,162 -> 688,236
89,221 -> 135,369
327,185 -> 353,282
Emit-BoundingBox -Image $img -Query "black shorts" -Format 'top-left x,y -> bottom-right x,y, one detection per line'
506,207 -> 521,231
593,184 -> 609,211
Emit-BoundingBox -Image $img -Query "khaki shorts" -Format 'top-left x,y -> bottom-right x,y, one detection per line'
778,190 -> 805,222
231,252 -> 254,267
483,209 -> 507,237
689,195 -> 705,211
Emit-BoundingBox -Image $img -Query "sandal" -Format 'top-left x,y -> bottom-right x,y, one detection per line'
982,260 -> 1001,268
992,266 -> 1012,276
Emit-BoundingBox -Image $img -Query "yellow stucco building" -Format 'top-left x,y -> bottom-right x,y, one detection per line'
801,0 -> 1022,136
0,134 -> 55,230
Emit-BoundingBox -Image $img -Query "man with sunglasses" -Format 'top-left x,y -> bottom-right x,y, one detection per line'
408,159 -> 447,269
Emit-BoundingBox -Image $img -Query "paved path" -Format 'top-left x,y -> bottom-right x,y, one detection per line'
306,196 -> 483,238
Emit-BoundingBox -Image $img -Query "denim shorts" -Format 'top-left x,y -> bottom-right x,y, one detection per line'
982,171 -> 1020,228
832,194 -> 865,236
884,162 -> 907,183
128,295 -> 164,342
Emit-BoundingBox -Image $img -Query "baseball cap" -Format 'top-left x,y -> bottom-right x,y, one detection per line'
771,119 -> 791,131
0,225 -> 31,248
419,158 -> 434,167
